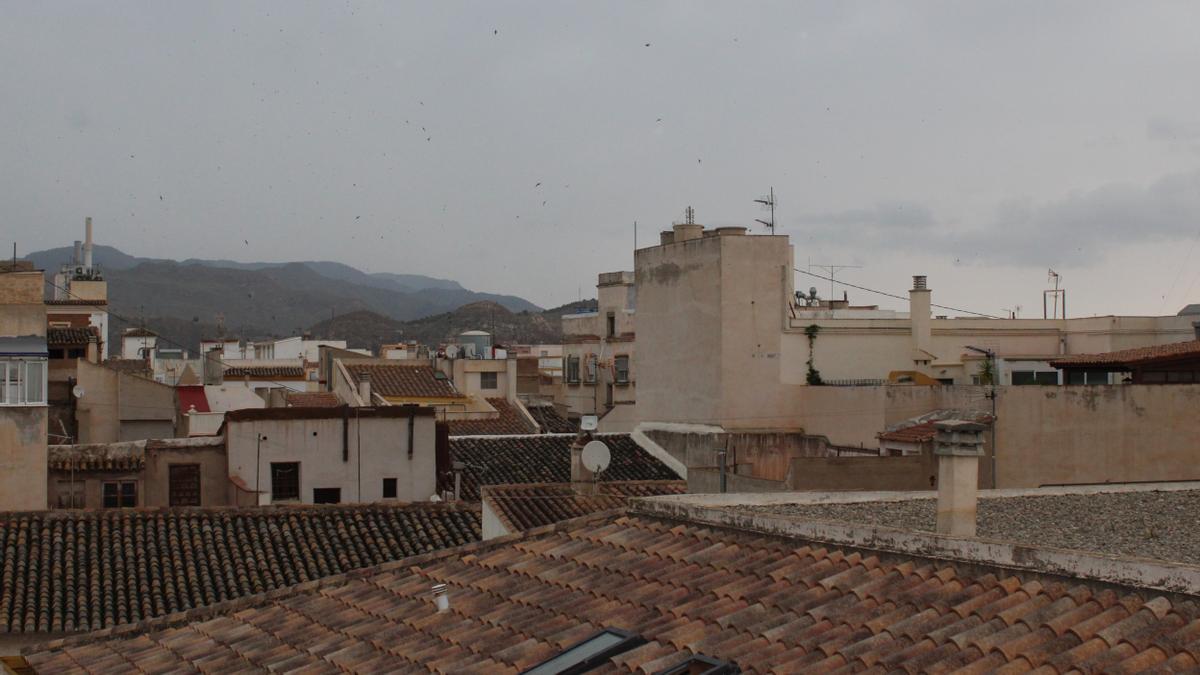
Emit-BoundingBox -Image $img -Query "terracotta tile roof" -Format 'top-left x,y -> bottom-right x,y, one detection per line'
284,391 -> 342,407
24,510 -> 1200,672
443,434 -> 681,501
345,363 -> 463,399
527,404 -> 578,433
45,299 -> 108,306
46,327 -> 97,346
47,443 -> 144,471
483,480 -> 686,533
878,421 -> 938,444
0,503 -> 479,635
1050,339 -> 1200,368
446,398 -> 536,435
222,365 -> 305,378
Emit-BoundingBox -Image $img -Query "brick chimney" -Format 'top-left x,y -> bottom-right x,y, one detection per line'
933,420 -> 986,537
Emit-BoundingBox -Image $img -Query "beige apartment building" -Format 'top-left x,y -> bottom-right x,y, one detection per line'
0,261 -> 49,511
561,271 -> 636,430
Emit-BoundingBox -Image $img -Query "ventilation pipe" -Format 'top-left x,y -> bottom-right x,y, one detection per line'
73,240 -> 82,266
432,584 -> 450,612
570,431 -> 596,495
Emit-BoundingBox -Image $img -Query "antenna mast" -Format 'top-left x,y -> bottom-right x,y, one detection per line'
754,187 -> 776,234
1043,269 -> 1066,319
809,262 -> 863,301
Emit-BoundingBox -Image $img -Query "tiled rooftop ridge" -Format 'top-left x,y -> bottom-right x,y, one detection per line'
484,480 -> 686,533
444,434 -> 682,501
21,508 -> 1200,673
0,503 -> 479,635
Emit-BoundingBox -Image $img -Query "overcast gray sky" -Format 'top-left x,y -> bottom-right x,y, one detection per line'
4,2 -> 1200,316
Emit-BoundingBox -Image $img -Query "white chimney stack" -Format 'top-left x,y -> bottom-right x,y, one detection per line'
73,240 -> 82,266
358,372 -> 372,405
933,420 -> 987,537
83,216 -> 94,269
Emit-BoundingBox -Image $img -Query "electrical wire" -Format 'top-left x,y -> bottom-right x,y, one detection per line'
793,268 -> 1002,319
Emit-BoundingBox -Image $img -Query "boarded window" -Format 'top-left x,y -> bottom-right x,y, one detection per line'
169,464 -> 201,506
57,481 -> 83,509
271,462 -> 300,501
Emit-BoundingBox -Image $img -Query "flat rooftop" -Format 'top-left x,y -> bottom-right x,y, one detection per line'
739,487 -> 1200,565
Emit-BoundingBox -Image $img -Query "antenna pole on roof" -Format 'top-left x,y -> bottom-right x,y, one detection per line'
754,187 -> 776,234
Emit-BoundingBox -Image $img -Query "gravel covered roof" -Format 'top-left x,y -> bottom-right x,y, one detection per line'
443,434 -> 681,501
0,503 -> 479,635
739,489 -> 1200,565
22,509 -> 1200,672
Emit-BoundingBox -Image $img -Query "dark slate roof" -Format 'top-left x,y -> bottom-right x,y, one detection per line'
446,398 -> 536,436
1050,340 -> 1200,368
0,503 -> 479,635
526,404 -> 578,433
345,363 -> 463,399
482,480 -> 686,533
443,434 -> 681,501
23,509 -> 1200,673
222,365 -> 305,378
46,327 -> 97,346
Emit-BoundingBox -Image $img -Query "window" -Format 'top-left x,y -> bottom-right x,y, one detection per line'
0,358 -> 47,406
655,655 -> 740,675
585,355 -> 597,384
382,477 -> 397,499
566,356 -> 581,384
57,481 -> 84,509
480,371 -> 498,389
271,462 -> 300,501
524,628 -> 645,675
313,487 -> 341,504
1011,370 -> 1056,386
606,312 -> 616,337
169,464 -> 201,506
1066,369 -> 1111,385
103,481 -> 137,508
614,355 -> 630,384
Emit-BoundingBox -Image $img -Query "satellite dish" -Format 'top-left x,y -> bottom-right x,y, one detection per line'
72,385 -> 85,399
581,440 -> 611,474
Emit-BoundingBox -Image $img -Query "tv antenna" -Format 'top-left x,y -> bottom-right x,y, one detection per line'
1003,305 -> 1022,319
809,262 -> 863,301
754,187 -> 776,234
1043,269 -> 1066,319
683,206 -> 695,225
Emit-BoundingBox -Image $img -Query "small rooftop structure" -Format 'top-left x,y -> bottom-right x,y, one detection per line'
1050,339 -> 1200,383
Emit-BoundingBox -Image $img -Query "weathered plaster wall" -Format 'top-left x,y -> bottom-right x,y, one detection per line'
0,407 -> 48,510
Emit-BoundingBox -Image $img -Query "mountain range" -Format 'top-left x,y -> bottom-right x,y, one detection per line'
25,244 -> 550,351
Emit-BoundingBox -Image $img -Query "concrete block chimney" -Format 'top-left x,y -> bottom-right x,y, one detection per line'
933,420 -> 986,537
203,346 -> 224,386
909,275 -> 932,365
357,372 -> 372,405
672,222 -> 703,242
570,432 -> 596,495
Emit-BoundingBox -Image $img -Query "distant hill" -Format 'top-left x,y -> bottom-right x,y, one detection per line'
25,244 -> 543,352
309,299 -> 599,352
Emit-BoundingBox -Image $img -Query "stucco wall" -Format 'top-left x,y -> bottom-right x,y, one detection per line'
0,406 -> 48,510
226,414 -> 436,505
144,445 -> 231,506
75,360 -> 177,444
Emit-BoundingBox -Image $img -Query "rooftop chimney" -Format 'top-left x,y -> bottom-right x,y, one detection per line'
83,217 -> 94,270
933,420 -> 986,537
203,345 -> 224,386
432,583 -> 450,612
570,432 -> 596,495
672,222 -> 703,242
912,275 -> 927,290
357,372 -> 372,405
73,240 -> 82,266
909,275 -> 933,367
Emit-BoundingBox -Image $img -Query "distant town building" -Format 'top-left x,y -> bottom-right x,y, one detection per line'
561,271 -> 636,430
